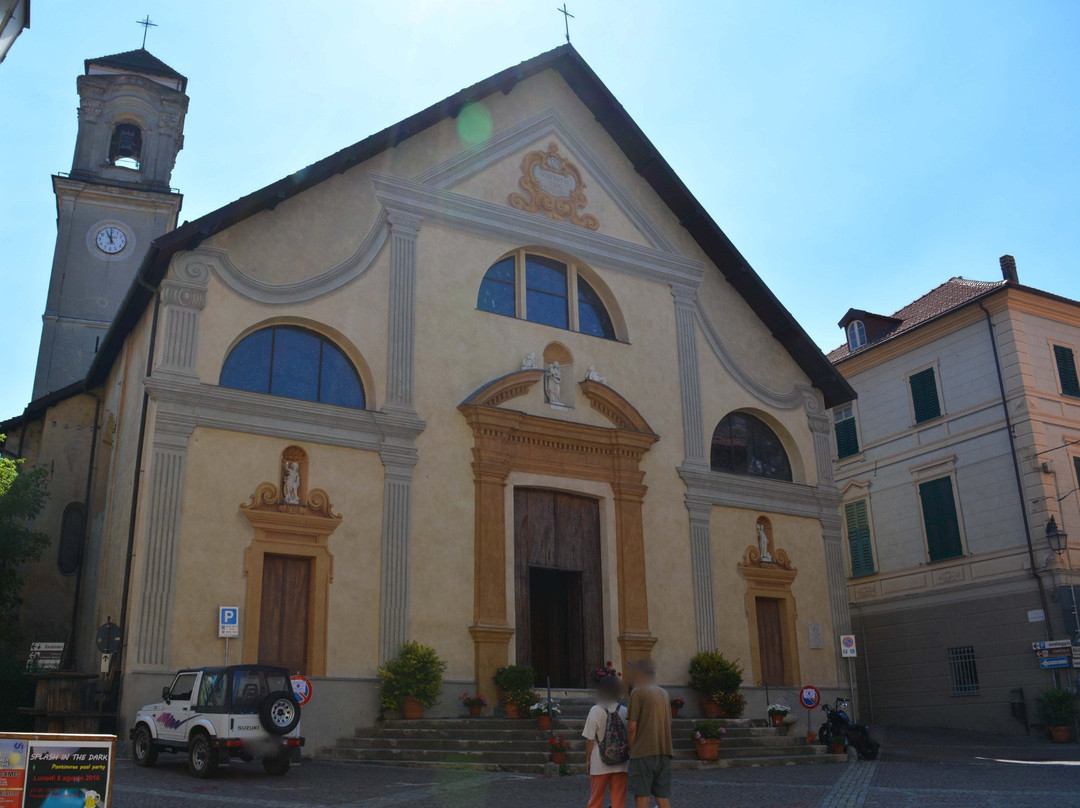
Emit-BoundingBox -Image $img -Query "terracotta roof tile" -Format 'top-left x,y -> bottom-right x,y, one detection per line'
828,277 -> 1006,363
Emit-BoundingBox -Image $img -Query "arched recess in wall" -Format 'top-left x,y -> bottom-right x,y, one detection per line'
57,502 -> 86,576
709,409 -> 807,484
218,317 -> 377,410
476,246 -> 628,342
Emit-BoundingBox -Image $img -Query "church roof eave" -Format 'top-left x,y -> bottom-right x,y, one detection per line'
85,44 -> 855,408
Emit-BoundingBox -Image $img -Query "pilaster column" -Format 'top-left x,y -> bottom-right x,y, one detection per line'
134,410 -> 195,667
686,497 -> 718,651
804,389 -> 835,486
385,210 -> 422,412
378,442 -> 418,663
671,285 -> 707,466
819,505 -> 853,682
612,474 -> 658,665
157,259 -> 210,378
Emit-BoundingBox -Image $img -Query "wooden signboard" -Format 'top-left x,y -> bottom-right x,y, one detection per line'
0,733 -> 115,808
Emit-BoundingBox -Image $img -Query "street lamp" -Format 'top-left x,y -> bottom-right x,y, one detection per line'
1046,516 -> 1068,556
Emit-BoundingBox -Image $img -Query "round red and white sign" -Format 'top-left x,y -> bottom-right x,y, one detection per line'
842,636 -> 855,649
290,675 -> 313,707
799,685 -> 821,710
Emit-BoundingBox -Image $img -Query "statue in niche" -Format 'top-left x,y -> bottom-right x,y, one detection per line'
585,365 -> 606,384
522,352 -> 538,370
545,361 -> 562,404
283,461 -> 301,505
757,522 -> 773,563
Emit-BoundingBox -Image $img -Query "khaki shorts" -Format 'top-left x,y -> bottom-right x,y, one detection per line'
628,754 -> 672,799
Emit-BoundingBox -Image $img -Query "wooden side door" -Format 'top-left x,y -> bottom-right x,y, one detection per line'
258,554 -> 312,674
755,597 -> 786,686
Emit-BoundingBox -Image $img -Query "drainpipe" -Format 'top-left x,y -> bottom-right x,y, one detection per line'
979,300 -> 1053,641
115,285 -> 163,717
64,394 -> 102,670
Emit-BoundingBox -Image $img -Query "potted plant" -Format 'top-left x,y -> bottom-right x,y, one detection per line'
530,700 -> 561,730
494,665 -> 536,718
670,697 -> 685,719
377,642 -> 447,719
549,736 -> 571,764
689,651 -> 743,718
592,661 -> 622,683
693,720 -> 726,761
767,703 -> 791,728
828,734 -> 848,755
1037,688 -> 1078,743
460,692 -> 487,717
714,690 -> 747,719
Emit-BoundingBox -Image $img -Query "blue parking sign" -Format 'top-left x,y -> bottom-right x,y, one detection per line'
219,606 -> 239,638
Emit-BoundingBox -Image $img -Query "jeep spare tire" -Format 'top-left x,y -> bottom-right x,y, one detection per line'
260,690 -> 301,735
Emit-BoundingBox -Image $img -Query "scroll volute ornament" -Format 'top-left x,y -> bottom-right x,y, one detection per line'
739,517 -> 795,573
509,142 -> 599,230
240,445 -> 340,520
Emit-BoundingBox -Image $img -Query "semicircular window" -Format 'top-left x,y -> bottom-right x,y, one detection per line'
710,412 -> 793,481
220,326 -> 365,409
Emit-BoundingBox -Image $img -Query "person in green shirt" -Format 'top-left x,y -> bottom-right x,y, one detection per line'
626,659 -> 673,808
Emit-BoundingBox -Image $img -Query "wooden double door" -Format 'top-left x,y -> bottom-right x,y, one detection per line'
514,489 -> 604,689
258,554 -> 312,674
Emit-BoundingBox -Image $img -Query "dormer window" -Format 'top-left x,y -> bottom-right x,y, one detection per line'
846,320 -> 867,351
109,123 -> 142,169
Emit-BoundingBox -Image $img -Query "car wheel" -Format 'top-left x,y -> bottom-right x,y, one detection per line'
262,754 -> 290,775
259,691 -> 301,735
187,732 -> 217,778
132,724 -> 158,767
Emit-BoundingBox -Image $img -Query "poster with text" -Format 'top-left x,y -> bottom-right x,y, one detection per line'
22,741 -> 111,808
0,738 -> 28,808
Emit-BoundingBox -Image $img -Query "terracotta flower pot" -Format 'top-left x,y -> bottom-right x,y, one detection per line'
806,731 -> 817,745
402,696 -> 423,720
700,699 -> 721,719
505,703 -> 521,719
1050,726 -> 1070,743
551,751 -> 567,765
671,706 -> 681,719
468,705 -> 482,717
537,715 -> 552,730
830,743 -> 846,755
695,739 -> 721,761
771,714 -> 786,728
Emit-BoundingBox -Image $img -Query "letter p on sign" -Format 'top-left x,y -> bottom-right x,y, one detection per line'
219,606 -> 239,638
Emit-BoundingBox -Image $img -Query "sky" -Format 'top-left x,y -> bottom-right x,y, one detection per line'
1,0 -> 1078,418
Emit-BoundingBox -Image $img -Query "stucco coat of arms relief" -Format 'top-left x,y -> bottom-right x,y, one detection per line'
509,142 -> 600,230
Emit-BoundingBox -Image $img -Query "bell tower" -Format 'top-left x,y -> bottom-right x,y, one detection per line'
32,49 -> 189,399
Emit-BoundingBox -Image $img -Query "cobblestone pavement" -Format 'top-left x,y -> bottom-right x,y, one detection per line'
111,727 -> 1080,807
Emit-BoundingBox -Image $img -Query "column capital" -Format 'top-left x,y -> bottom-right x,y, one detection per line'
670,283 -> 698,306
386,209 -> 424,233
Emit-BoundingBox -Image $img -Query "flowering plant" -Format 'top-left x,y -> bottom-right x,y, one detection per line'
529,701 -> 562,717
693,719 -> 727,741
711,690 -> 747,718
499,689 -> 538,709
549,736 -> 571,754
460,692 -> 488,708
670,698 -> 685,709
592,661 -> 622,683
767,703 -> 791,717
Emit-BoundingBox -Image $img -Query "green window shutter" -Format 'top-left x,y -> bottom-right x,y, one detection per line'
919,477 -> 963,561
1074,456 -> 1080,490
835,418 -> 860,459
845,500 -> 875,577
909,368 -> 942,423
1054,346 -> 1080,397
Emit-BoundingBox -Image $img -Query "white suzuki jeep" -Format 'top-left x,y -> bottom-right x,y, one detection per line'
130,664 -> 304,777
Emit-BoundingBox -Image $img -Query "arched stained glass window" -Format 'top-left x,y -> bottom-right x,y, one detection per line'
220,326 -> 365,409
710,412 -> 793,482
476,250 -> 620,341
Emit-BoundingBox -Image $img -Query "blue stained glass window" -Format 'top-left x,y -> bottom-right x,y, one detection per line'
477,257 -> 516,317
525,255 -> 569,329
577,277 -> 616,340
710,412 -> 793,481
220,326 -> 365,409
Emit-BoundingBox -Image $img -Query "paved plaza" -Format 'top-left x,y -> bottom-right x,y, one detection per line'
111,727 -> 1080,807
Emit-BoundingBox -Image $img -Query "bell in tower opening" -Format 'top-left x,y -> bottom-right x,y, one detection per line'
109,123 -> 143,168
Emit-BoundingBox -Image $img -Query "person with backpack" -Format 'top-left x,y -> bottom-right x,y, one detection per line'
582,674 -> 629,808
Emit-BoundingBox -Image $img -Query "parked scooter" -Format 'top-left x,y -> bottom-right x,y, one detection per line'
818,698 -> 880,760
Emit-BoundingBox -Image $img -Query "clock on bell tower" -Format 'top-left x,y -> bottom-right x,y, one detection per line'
32,48 -> 189,399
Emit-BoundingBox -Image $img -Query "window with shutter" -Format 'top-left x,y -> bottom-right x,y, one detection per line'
1074,456 -> 1080,490
844,500 -> 875,577
833,405 -> 860,459
1053,346 -> 1080,398
909,367 -> 942,423
919,476 -> 963,562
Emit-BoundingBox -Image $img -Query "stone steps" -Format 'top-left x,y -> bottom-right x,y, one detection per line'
317,716 -> 844,773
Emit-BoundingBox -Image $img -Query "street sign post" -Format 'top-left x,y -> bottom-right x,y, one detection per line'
840,635 -> 857,658
1039,656 -> 1070,670
219,606 -> 239,666
1032,640 -> 1072,651
799,685 -> 821,743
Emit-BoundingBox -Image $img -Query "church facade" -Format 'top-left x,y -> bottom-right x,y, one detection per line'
5,45 -> 856,748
